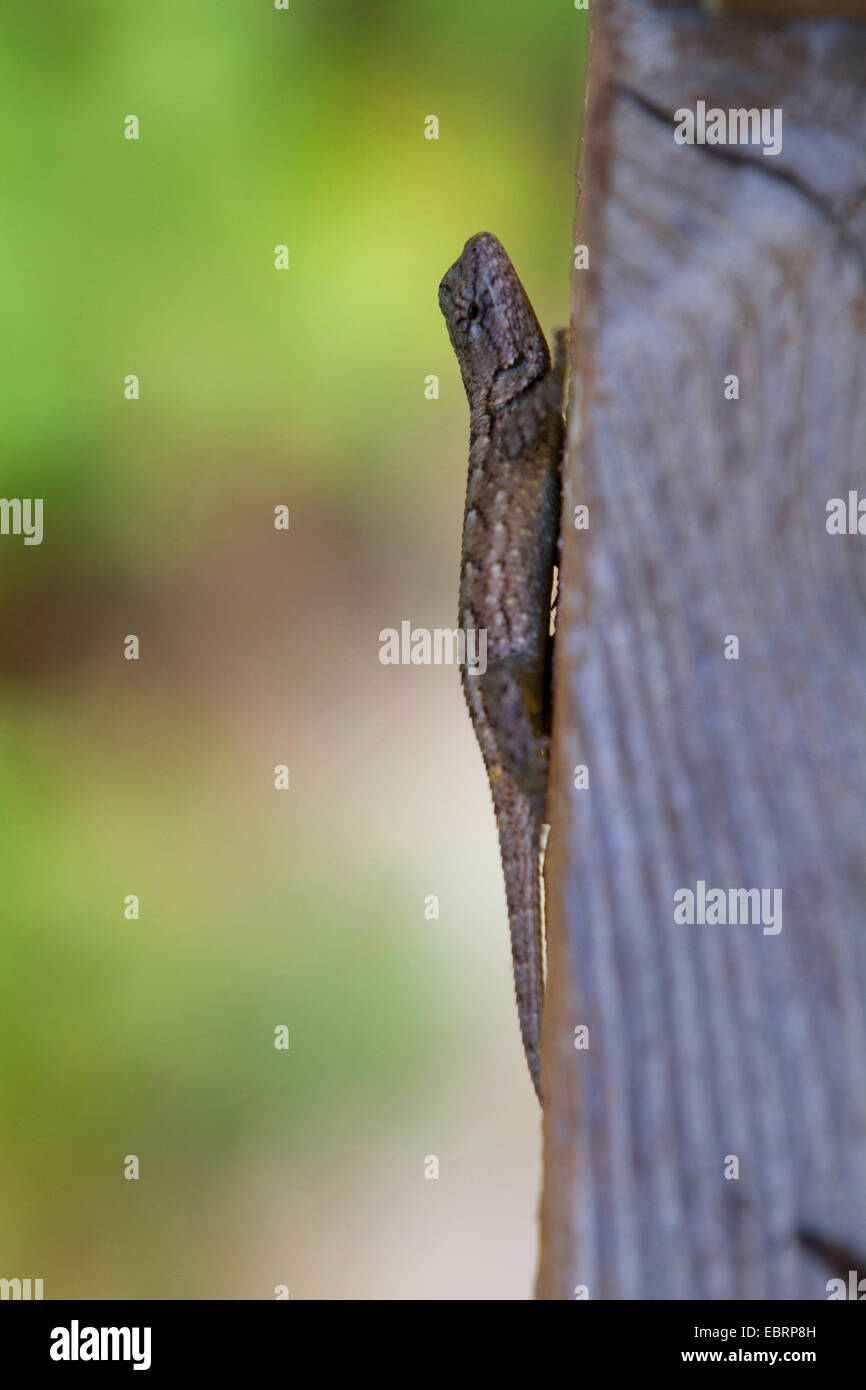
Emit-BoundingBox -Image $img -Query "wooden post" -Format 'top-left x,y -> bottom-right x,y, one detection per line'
538,0 -> 866,1300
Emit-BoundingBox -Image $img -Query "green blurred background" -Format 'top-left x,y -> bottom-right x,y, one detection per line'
0,1 -> 583,1298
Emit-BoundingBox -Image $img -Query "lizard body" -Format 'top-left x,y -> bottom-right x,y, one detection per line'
439,232 -> 565,1104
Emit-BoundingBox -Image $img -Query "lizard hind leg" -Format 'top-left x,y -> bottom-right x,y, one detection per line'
475,656 -> 551,817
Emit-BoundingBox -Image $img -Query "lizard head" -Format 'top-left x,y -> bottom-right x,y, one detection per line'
438,232 -> 550,413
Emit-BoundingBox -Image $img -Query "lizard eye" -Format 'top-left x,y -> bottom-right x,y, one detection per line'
466,302 -> 479,321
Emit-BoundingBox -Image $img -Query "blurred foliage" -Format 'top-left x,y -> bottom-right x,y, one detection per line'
0,1 -> 583,1296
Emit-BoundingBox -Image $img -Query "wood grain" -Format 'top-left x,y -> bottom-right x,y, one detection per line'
655,1 -> 866,18
538,0 -> 866,1300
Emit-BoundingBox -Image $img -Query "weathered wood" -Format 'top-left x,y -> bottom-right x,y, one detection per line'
538,0 -> 866,1300
656,0 -> 866,18
656,0 -> 866,17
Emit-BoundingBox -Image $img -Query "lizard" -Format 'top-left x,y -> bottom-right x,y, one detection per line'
439,231 -> 566,1105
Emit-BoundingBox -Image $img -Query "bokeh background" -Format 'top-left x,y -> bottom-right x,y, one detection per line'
0,1 -> 583,1298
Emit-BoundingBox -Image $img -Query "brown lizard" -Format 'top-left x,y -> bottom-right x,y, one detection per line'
439,232 -> 566,1104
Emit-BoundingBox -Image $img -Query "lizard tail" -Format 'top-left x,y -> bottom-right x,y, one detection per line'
495,783 -> 545,1104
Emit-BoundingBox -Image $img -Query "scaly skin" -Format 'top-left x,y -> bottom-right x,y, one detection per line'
439,232 -> 565,1103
